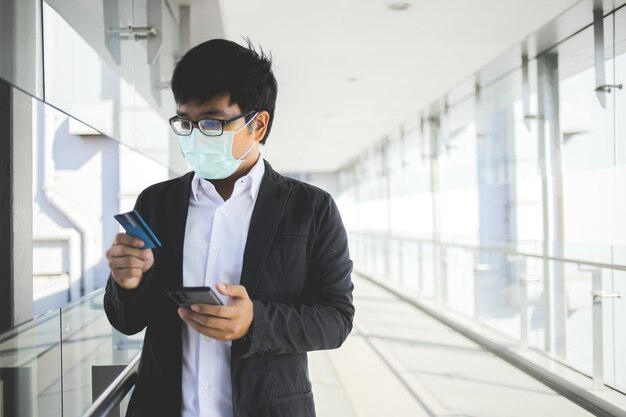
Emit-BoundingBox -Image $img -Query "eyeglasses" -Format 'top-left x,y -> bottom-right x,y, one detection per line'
169,110 -> 257,137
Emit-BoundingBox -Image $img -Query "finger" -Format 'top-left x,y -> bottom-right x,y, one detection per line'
179,311 -> 230,340
181,309 -> 230,330
180,314 -> 223,339
108,243 -> 147,260
109,256 -> 145,270
115,275 -> 142,290
189,304 -> 234,318
113,233 -> 145,248
113,268 -> 143,282
142,250 -> 154,272
216,283 -> 249,299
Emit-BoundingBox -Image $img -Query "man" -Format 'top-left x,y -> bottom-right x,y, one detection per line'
103,39 -> 354,417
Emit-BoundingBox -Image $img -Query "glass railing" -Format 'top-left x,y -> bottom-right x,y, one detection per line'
349,231 -> 626,394
0,288 -> 144,417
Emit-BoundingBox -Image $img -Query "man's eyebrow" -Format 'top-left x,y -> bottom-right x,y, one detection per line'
176,109 -> 228,117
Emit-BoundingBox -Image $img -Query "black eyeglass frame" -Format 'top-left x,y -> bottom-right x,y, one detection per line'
169,110 -> 258,137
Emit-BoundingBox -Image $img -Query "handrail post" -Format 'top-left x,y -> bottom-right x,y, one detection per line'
591,266 -> 604,390
417,242 -> 423,295
439,245 -> 448,305
472,252 -> 480,320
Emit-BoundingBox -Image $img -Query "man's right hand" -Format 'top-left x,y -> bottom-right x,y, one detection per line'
106,233 -> 154,290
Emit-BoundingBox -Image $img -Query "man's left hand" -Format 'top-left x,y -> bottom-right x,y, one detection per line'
178,283 -> 253,341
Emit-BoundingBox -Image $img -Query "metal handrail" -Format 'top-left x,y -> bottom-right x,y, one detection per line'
0,288 -> 106,344
82,354 -> 141,417
350,231 -> 626,272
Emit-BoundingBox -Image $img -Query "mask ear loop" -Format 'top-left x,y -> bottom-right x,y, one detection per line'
234,112 -> 259,134
234,112 -> 260,161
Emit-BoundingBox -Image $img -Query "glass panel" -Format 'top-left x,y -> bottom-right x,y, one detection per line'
556,17 -> 620,265
421,243 -> 436,298
557,21 -> 614,173
438,97 -> 479,244
561,261 -> 593,375
336,184 -> 358,232
444,247 -> 475,317
358,235 -> 366,272
523,257 -> 547,350
475,70 -> 520,249
513,58 -> 543,255
60,289 -> 144,417
0,309 -> 62,417
617,6 -> 626,167
32,96 -> 169,312
31,98 -> 115,313
43,0 -> 137,147
400,241 -> 420,293
0,0 -> 43,98
374,237 -> 387,277
132,0 -> 182,168
613,3 -> 626,393
390,126 -> 434,239
360,235 -> 367,271
387,239 -> 401,284
476,251 -> 520,339
600,265 -> 616,388
613,247 -> 626,392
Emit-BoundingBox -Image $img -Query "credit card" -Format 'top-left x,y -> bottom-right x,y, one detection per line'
114,209 -> 162,249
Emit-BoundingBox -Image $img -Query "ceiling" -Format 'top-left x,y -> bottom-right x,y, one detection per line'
184,0 -> 582,173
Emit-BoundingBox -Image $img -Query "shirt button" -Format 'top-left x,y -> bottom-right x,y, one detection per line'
219,207 -> 226,213
203,382 -> 209,390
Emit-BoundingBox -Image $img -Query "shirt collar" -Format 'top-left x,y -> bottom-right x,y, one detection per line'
190,154 -> 265,202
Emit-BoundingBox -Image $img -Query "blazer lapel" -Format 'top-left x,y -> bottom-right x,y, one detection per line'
240,160 -> 291,297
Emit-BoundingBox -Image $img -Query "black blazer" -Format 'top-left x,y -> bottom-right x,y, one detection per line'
104,160 -> 355,417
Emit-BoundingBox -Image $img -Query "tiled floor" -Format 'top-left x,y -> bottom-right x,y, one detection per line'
310,274 -> 595,417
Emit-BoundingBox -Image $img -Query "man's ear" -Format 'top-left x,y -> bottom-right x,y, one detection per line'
253,111 -> 270,142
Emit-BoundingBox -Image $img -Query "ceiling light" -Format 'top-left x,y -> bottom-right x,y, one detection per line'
387,2 -> 410,11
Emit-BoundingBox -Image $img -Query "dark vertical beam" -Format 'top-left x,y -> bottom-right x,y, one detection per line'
0,78 -> 33,333
0,79 -> 12,332
0,0 -> 16,84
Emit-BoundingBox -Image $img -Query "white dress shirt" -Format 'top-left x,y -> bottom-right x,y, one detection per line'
181,155 -> 265,417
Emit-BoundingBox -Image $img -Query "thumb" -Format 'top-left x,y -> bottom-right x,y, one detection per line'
216,283 -> 248,299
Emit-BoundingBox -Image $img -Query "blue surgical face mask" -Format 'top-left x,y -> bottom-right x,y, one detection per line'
179,113 -> 259,180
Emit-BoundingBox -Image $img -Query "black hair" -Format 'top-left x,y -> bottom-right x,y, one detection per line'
171,38 -> 278,144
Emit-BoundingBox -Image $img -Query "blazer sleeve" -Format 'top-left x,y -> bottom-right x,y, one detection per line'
103,190 -> 158,335
233,194 -> 355,358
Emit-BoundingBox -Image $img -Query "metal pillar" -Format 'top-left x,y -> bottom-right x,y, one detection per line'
428,114 -> 442,303
538,52 -> 564,355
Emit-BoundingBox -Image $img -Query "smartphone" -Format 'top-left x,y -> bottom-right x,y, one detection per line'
114,209 -> 162,249
167,287 -> 224,308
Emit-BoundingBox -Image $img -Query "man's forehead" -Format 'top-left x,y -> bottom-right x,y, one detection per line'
176,96 -> 241,117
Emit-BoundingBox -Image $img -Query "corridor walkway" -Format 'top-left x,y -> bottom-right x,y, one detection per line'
310,274 -> 594,417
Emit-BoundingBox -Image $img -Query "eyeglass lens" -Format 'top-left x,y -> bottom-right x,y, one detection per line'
197,119 -> 222,135
170,117 -> 225,136
171,118 -> 192,135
